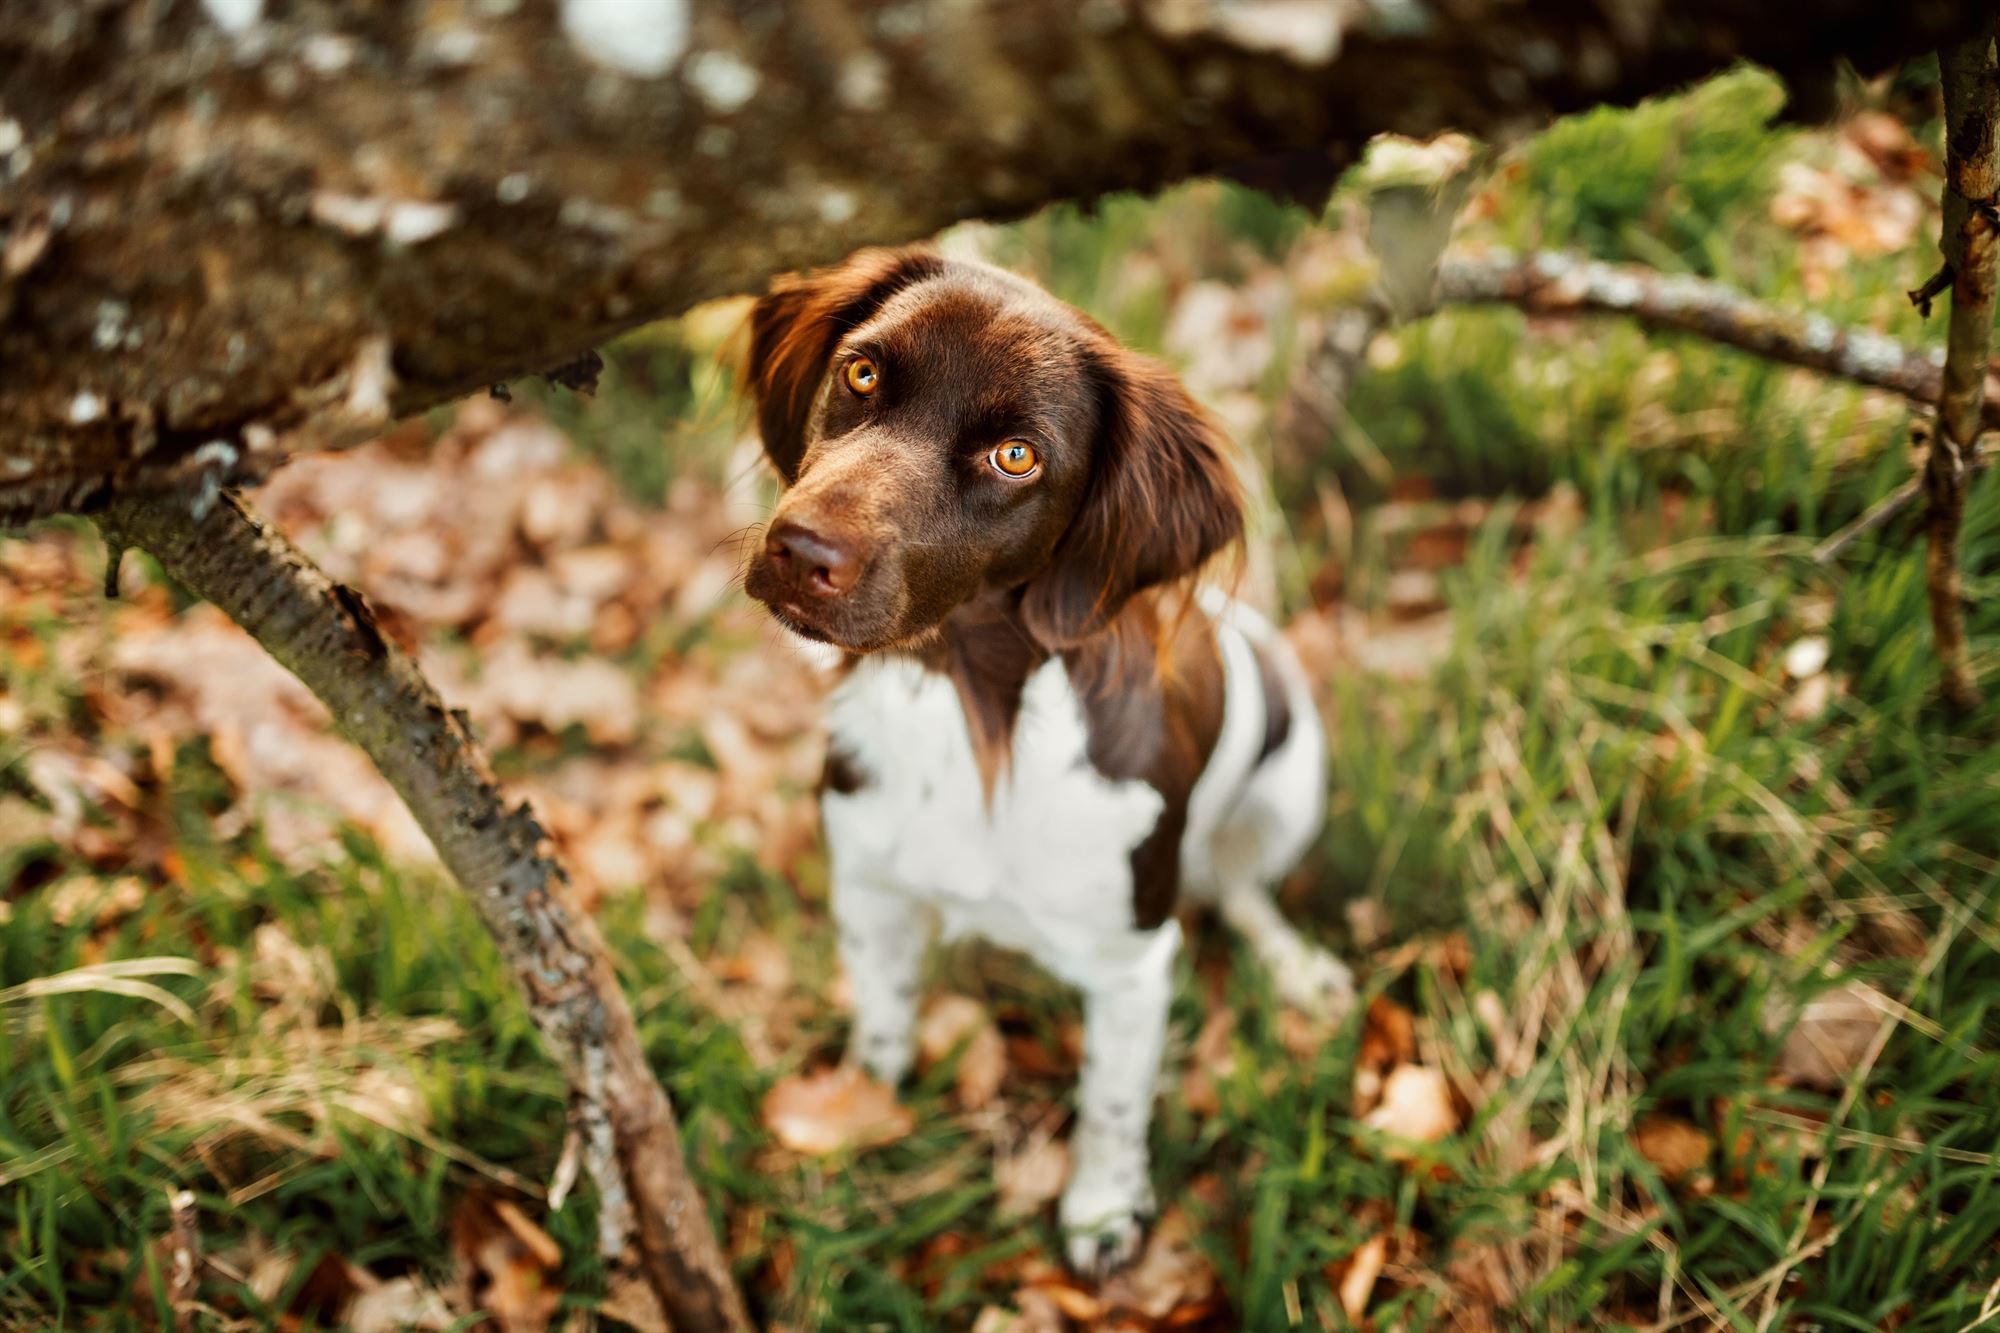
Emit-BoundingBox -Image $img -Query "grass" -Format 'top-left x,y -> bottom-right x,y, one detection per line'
5,65 -> 2000,1330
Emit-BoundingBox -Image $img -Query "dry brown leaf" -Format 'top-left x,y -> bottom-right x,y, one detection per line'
1339,1233 -> 1389,1322
1769,158 -> 1924,297
1099,1206 -> 1217,1320
108,605 -> 427,860
762,1065 -> 914,1156
1844,110 -> 1935,182
1274,1005 -> 1338,1059
1360,994 -> 1418,1072
1362,1064 -> 1458,1160
994,1137 -> 1070,1219
1034,1280 -> 1106,1322
450,1191 -> 563,1333
464,641 -> 639,745
1181,1008 -> 1237,1117
1768,981 -> 1886,1090
597,1272 -> 672,1333
1631,1112 -> 1714,1183
917,995 -> 1008,1109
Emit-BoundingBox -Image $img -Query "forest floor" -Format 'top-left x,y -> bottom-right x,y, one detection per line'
4,67 -> 1999,1331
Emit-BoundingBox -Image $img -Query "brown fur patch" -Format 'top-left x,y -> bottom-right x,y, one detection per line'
746,248 -> 945,481
1068,596 -> 1227,930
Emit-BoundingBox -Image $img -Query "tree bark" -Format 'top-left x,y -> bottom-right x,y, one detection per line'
1928,30 -> 1997,712
95,490 -> 752,1333
1278,248 -> 2000,485
2,0 -> 1989,526
1433,251 -> 2000,433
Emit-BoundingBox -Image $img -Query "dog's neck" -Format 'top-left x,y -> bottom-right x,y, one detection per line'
881,585 -> 1187,802
904,588 -> 1057,800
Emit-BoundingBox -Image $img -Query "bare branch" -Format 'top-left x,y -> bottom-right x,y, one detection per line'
1927,29 -> 1998,711
95,491 -> 751,1333
1433,251 -> 1994,428
1,0 -> 1991,524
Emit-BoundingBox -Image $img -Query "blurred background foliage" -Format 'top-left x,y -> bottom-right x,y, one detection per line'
4,62 -> 1998,1331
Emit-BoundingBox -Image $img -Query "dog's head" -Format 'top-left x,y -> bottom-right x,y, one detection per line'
742,248 -> 1243,653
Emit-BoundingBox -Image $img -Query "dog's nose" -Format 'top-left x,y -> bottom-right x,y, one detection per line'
764,520 -> 860,597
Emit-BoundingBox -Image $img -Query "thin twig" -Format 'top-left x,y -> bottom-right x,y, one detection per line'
167,1188 -> 201,1333
1911,263 -> 1954,318
1814,475 -> 1926,564
96,490 -> 751,1333
1925,29 -> 1998,712
1813,432 -> 1995,565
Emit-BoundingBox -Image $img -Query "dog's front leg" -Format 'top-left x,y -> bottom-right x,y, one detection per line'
834,877 -> 934,1086
1062,920 -> 1179,1280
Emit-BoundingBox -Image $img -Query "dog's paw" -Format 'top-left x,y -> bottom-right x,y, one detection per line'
1061,1171 -> 1153,1282
1272,945 -> 1356,1022
847,1030 -> 914,1089
1063,1209 -> 1148,1282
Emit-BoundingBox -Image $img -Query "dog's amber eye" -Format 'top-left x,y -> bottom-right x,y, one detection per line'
990,441 -> 1039,478
844,356 -> 879,396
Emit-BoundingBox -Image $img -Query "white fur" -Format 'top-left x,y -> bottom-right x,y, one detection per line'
820,594 -> 1345,1276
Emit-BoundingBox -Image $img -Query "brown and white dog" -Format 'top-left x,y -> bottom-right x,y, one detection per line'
742,249 -> 1351,1275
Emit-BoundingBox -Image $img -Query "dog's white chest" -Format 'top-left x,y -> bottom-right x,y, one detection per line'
821,656 -> 1164,971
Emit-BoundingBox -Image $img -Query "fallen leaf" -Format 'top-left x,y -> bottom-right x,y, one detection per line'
1163,277 -> 1286,394
918,994 -> 1008,1109
1844,110 -> 1935,183
1181,1009 -> 1237,1117
762,1065 -> 914,1155
1099,1206 -> 1217,1320
450,1191 -> 563,1333
1338,1233 -> 1389,1322
1631,1112 -> 1713,1183
1767,981 -> 1885,1090
108,605 -> 427,860
1362,1064 -> 1458,1160
1275,1006 -> 1335,1059
598,1272 -> 672,1333
1033,1280 -> 1105,1322
1360,994 -> 1418,1072
995,1137 -> 1069,1218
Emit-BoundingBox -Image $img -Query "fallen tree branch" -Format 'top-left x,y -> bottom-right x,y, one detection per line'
1,0 -> 1991,525
1925,29 -> 1997,712
95,490 -> 751,1333
1433,251 -> 2000,432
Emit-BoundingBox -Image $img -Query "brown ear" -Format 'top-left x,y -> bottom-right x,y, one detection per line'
746,247 -> 943,480
1020,347 -> 1244,648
